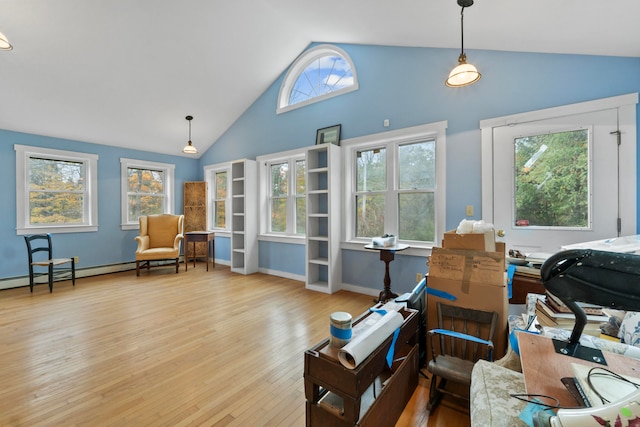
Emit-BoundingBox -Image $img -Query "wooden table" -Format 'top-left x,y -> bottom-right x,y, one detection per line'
364,243 -> 409,302
184,231 -> 215,271
518,333 -> 640,407
510,273 -> 545,304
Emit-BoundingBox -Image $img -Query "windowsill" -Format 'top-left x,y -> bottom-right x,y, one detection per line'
258,234 -> 306,245
17,225 -> 99,235
211,230 -> 231,238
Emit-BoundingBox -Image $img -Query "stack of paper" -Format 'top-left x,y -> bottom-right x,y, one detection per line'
571,363 -> 640,407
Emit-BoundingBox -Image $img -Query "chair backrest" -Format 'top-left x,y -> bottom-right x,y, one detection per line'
139,214 -> 183,248
24,234 -> 53,264
435,302 -> 499,362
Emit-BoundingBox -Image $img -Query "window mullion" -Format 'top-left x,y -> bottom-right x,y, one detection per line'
385,143 -> 398,236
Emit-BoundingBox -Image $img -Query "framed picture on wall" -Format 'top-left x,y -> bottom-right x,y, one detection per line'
316,124 -> 341,146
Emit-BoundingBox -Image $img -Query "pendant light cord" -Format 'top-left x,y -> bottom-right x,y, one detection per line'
460,6 -> 466,56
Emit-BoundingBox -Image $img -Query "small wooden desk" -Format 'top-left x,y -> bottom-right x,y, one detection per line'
184,231 -> 215,271
364,243 -> 409,302
518,333 -> 640,407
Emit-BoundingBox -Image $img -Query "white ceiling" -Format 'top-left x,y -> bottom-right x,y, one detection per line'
1,0 -> 639,157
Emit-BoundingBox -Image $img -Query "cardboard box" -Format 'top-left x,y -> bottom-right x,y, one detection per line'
443,229 -> 496,252
426,246 -> 508,358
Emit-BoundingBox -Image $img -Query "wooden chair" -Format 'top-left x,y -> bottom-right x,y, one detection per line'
135,214 -> 184,276
426,302 -> 499,412
24,234 -> 76,293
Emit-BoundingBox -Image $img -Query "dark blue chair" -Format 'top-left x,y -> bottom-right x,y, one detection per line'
24,234 -> 76,292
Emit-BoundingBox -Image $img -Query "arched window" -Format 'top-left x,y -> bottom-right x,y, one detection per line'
277,44 -> 358,114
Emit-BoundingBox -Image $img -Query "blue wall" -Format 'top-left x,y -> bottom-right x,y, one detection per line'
1,43 -> 639,296
0,130 -> 199,279
198,44 -> 640,295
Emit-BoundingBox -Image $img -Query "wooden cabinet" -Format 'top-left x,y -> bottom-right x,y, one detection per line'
230,159 -> 258,274
183,181 -> 208,260
305,144 -> 341,293
304,307 -> 419,426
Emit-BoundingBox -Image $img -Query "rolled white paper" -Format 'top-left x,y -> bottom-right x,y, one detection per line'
338,311 -> 404,369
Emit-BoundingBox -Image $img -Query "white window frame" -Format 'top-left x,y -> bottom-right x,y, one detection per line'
342,122 -> 447,251
277,44 -> 359,114
120,158 -> 175,230
480,93 -> 638,248
15,144 -> 99,235
257,147 -> 307,244
204,161 -> 231,236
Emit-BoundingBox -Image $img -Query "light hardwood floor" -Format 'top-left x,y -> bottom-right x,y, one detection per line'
0,264 -> 470,426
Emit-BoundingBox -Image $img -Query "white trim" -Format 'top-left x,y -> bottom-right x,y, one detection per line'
258,234 -> 305,245
481,93 -> 638,231
256,147 -> 307,238
277,44 -> 359,114
120,158 -> 175,230
0,257 -> 231,290
341,121 -> 448,248
203,161 -> 232,232
257,267 -> 305,283
15,144 -> 99,235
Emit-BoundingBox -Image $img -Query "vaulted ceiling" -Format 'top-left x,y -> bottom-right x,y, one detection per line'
1,0 -> 639,157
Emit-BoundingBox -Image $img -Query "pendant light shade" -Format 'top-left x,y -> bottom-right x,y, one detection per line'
446,53 -> 481,87
182,115 -> 197,154
445,0 -> 481,88
0,31 -> 13,51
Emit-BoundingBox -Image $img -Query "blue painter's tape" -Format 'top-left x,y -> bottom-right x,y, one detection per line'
330,324 -> 352,340
386,328 -> 401,368
507,264 -> 517,299
426,287 -> 457,301
431,328 -> 492,346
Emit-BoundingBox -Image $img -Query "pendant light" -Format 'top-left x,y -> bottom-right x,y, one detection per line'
445,0 -> 481,88
0,31 -> 13,51
182,115 -> 197,154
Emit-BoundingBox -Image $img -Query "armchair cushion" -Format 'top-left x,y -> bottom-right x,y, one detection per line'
135,214 -> 184,261
470,360 -> 528,427
147,214 -> 182,249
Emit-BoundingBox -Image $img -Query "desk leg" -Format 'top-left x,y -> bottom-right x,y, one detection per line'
185,238 -> 189,271
206,239 -> 210,271
192,242 -> 197,268
209,238 -> 215,270
377,250 -> 398,302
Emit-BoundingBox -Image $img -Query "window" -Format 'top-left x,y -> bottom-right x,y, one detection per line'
15,144 -> 98,234
257,148 -> 307,241
204,162 -> 231,233
213,171 -> 228,228
514,129 -> 589,228
345,122 -> 447,247
277,44 -> 358,114
481,93 -> 638,252
120,158 -> 175,230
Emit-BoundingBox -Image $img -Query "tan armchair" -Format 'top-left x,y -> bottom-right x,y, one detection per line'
135,214 -> 184,276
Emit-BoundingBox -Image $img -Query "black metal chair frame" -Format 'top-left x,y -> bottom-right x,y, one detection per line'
426,302 -> 499,412
24,234 -> 76,293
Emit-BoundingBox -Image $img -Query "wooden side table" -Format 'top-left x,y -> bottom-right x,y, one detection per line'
184,231 -> 215,271
364,243 -> 409,302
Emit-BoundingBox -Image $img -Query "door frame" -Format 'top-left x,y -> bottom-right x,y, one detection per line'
480,93 -> 638,240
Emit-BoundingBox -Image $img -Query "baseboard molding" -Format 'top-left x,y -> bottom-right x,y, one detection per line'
0,257 -> 231,291
340,282 -> 380,298
1,261 -> 373,298
257,268 -> 305,283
